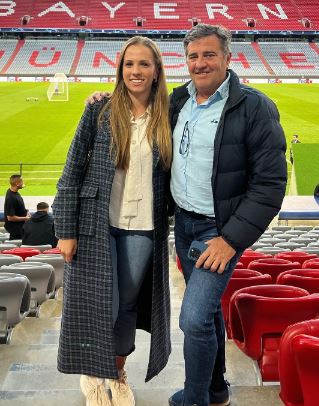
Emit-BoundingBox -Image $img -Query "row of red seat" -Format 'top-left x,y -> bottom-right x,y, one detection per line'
0,0 -> 317,31
176,250 -> 319,405
1,247 -> 60,260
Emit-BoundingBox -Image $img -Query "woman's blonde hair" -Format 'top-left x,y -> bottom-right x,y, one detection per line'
99,36 -> 172,170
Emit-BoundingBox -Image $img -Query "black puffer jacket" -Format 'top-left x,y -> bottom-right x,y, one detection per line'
169,69 -> 287,250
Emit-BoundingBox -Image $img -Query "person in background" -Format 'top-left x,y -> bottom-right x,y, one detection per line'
53,36 -> 172,406
22,201 -> 57,247
4,174 -> 30,240
168,24 -> 287,406
290,134 -> 301,164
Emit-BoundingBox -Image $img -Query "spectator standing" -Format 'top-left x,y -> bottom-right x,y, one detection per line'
4,174 -> 30,240
168,24 -> 287,406
290,134 -> 301,164
53,36 -> 172,406
22,201 -> 57,247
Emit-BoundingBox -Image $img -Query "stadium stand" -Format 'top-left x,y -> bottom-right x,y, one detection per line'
5,39 -> 77,75
0,0 -> 318,31
1,39 -> 318,77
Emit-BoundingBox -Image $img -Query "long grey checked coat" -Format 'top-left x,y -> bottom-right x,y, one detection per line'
53,99 -> 171,382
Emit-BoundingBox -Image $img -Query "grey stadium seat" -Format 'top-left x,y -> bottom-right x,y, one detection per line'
256,247 -> 290,254
271,226 -> 292,232
0,254 -> 23,267
258,237 -> 285,246
0,244 -> 18,252
293,225 -> 314,232
0,273 -> 31,344
274,242 -> 306,250
294,247 -> 319,255
0,262 -> 55,315
4,239 -> 22,247
26,254 -> 64,291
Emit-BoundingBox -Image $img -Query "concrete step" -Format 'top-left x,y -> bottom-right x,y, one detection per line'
0,385 -> 281,406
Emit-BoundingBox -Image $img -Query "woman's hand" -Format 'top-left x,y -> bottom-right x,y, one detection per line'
58,239 -> 77,263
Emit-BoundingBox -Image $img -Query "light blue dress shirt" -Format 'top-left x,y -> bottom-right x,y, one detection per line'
170,74 -> 230,216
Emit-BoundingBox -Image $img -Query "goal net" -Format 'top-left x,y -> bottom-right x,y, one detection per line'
47,73 -> 69,101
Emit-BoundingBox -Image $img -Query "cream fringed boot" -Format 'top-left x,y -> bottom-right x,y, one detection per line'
108,370 -> 135,406
80,375 -> 112,406
108,356 -> 135,406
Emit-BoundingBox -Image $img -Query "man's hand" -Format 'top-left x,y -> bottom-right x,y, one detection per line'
58,239 -> 77,263
85,91 -> 110,105
195,237 -> 236,274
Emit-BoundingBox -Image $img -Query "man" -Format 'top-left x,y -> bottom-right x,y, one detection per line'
4,174 -> 30,240
290,134 -> 301,164
22,201 -> 57,247
168,24 -> 287,406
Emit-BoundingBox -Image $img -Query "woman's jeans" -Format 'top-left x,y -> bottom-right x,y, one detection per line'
110,226 -> 153,357
174,209 -> 241,406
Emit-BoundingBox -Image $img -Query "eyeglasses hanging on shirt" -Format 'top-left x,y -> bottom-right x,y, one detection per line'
179,119 -> 219,157
179,121 -> 190,156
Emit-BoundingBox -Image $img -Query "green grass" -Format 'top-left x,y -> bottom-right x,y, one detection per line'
0,82 -> 318,196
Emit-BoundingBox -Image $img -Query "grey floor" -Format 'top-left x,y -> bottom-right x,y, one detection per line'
0,259 -> 282,406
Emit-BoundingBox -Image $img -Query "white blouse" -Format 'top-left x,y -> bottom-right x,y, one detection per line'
109,109 -> 154,230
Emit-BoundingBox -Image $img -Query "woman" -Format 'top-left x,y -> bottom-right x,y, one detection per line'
53,36 -> 172,406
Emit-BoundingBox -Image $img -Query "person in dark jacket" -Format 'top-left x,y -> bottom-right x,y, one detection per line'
53,36 -> 172,406
168,24 -> 287,406
4,174 -> 30,240
22,202 -> 57,247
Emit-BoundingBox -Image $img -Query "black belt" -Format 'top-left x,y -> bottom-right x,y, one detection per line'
178,206 -> 215,222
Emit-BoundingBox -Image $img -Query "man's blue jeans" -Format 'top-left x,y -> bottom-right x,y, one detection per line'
174,209 -> 241,406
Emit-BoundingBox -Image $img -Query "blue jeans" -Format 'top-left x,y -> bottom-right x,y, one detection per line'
174,209 -> 240,406
110,226 -> 153,357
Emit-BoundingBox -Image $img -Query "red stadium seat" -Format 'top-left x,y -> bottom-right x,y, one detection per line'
176,255 -> 182,273
221,270 -> 272,338
248,258 -> 301,283
239,250 -> 272,268
302,258 -> 319,269
234,261 -> 244,269
279,319 -> 319,406
275,252 -> 318,266
229,285 -> 319,383
1,247 -> 41,261
277,269 -> 319,294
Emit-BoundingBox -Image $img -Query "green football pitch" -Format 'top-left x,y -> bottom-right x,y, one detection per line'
0,82 -> 318,196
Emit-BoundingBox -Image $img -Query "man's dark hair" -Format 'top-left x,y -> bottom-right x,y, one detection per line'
183,24 -> 232,56
9,174 -> 22,185
37,202 -> 49,211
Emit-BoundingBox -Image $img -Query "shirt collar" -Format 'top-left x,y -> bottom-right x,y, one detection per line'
130,106 -> 151,123
187,71 -> 230,103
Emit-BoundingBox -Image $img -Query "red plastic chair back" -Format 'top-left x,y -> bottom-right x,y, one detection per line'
279,319 -> 319,406
275,252 -> 318,266
222,272 -> 272,338
239,251 -> 272,268
176,255 -> 182,273
1,247 -> 41,260
277,269 -> 319,294
293,334 -> 319,406
234,261 -> 244,269
232,269 -> 263,278
248,258 -> 301,283
303,258 -> 319,269
229,285 -> 319,382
